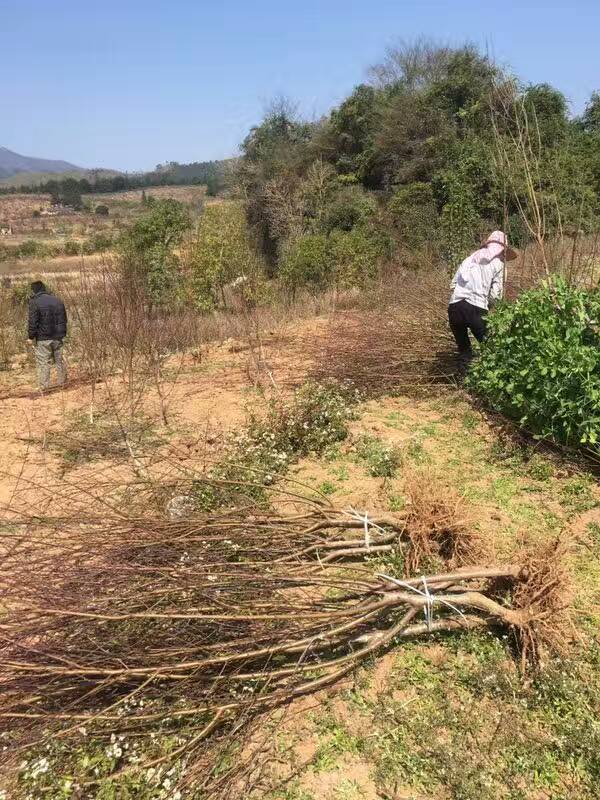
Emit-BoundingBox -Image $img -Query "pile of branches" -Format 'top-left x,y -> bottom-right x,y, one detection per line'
305,268 -> 457,396
0,482 -> 574,794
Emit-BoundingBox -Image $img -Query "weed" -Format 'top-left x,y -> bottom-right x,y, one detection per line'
387,492 -> 406,511
312,722 -> 363,773
403,436 -> 430,465
333,779 -> 365,799
462,410 -> 479,430
331,464 -> 350,481
318,480 -> 337,496
524,454 -> 555,481
270,785 -> 315,800
489,437 -> 527,468
559,476 -> 596,513
194,380 -> 360,509
354,434 -> 402,478
587,521 -> 600,550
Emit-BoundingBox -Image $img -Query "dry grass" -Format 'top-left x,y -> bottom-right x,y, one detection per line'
306,268 -> 457,396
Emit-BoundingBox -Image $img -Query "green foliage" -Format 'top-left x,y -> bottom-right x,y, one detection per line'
16,239 -> 50,259
280,233 -> 330,291
95,204 -> 109,216
119,198 -> 191,304
238,43 -> 600,279
330,226 -> 391,287
281,226 -> 390,291
580,91 -> 600,135
195,381 -> 360,509
316,83 -> 382,183
522,83 -> 569,147
189,202 -> 264,311
320,184 -> 377,233
46,176 -> 84,209
354,434 -> 402,477
468,280 -> 600,451
388,181 -> 439,249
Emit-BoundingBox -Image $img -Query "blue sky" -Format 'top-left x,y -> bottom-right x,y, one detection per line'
3,0 -> 599,172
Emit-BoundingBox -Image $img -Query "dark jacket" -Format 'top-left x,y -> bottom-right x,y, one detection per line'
28,291 -> 68,341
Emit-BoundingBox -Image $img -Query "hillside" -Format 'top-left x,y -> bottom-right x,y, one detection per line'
0,167 -> 122,188
0,146 -> 81,180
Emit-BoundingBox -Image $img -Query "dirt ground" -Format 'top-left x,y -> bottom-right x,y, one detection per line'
0,317 -> 324,513
1,311 -> 599,800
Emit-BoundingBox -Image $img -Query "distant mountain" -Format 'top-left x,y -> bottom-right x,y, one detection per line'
0,168 -> 122,188
0,146 -> 82,180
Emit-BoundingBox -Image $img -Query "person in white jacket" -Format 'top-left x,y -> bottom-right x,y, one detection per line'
448,230 -> 517,373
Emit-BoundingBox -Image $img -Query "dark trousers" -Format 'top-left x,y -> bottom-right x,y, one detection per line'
448,300 -> 487,371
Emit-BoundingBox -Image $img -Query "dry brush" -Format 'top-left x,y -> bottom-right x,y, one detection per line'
0,478 -> 575,795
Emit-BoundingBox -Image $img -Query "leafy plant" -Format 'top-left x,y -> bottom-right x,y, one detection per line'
195,380 -> 361,509
189,202 -> 264,310
468,279 -> 600,452
354,434 -> 402,477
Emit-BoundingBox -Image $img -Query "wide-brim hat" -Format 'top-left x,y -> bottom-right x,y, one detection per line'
485,230 -> 518,261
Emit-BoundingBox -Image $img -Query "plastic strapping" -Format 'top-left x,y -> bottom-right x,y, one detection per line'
344,507 -> 387,551
378,572 -> 467,629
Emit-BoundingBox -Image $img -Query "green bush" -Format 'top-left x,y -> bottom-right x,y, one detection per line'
467,280 -> 600,449
281,227 -> 390,291
95,204 -> 110,216
17,239 -> 49,259
388,182 -> 440,249
63,240 -> 80,256
280,234 -> 331,291
354,434 -> 402,477
330,226 -> 391,288
189,202 -> 264,311
321,184 -> 377,233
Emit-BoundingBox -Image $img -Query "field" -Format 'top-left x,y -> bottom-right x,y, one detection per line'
0,286 -> 598,799
0,185 -> 206,278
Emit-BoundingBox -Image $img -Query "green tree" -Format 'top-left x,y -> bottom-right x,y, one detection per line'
189,203 -> 263,310
522,83 -> 569,147
120,199 -> 191,304
580,91 -> 600,134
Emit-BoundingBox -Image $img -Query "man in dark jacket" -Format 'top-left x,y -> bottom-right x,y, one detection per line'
27,281 -> 68,391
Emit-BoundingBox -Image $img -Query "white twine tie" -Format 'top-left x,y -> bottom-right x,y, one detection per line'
378,572 -> 467,630
344,507 -> 387,551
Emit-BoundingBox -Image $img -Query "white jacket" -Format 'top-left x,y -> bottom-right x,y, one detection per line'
449,243 -> 505,311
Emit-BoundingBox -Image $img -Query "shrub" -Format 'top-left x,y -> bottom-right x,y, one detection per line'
388,182 -> 440,249
468,279 -> 600,449
329,226 -> 391,288
95,204 -> 110,216
17,239 -> 49,259
280,233 -> 331,291
120,198 -> 191,305
354,433 -> 402,477
196,380 -> 361,508
281,227 -> 390,292
63,240 -> 80,256
189,202 -> 264,311
88,232 -> 113,253
321,184 -> 377,233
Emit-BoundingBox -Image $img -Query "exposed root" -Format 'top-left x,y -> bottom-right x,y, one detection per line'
509,537 -> 576,670
401,469 -> 489,573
